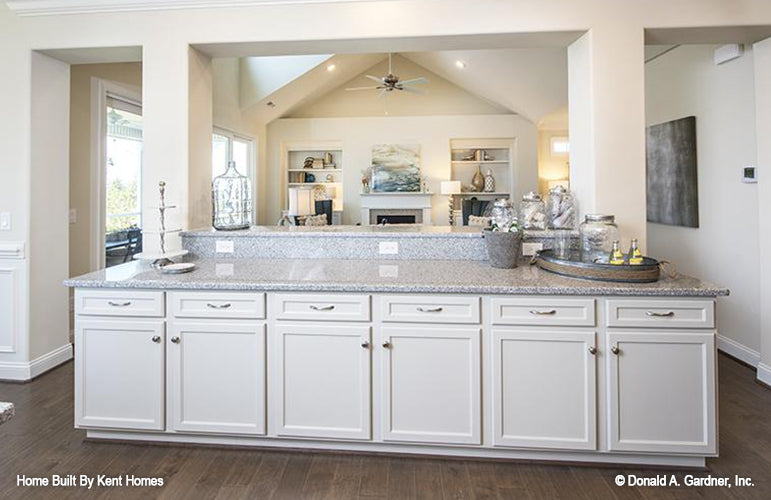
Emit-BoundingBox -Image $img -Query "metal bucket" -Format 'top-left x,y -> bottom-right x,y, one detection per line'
483,229 -> 522,269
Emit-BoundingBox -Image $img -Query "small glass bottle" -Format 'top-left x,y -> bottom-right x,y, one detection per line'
628,238 -> 643,265
609,240 -> 625,265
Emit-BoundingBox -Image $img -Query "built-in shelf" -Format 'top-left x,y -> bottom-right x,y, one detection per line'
452,192 -> 510,197
288,168 -> 342,173
288,182 -> 338,186
361,192 -> 432,196
451,160 -> 508,165
283,142 -> 344,218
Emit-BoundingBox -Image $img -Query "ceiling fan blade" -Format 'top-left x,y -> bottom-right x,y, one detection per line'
400,86 -> 427,95
345,86 -> 382,91
398,77 -> 429,86
378,88 -> 388,99
365,75 -> 383,83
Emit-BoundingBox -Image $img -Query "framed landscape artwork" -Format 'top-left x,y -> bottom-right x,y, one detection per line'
646,116 -> 699,228
371,144 -> 421,192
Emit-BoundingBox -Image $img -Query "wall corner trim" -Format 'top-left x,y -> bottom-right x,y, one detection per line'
0,343 -> 72,381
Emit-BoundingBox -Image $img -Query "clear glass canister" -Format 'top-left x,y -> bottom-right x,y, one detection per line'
489,198 -> 517,231
212,161 -> 252,230
519,192 -> 547,230
546,185 -> 578,229
580,214 -> 618,263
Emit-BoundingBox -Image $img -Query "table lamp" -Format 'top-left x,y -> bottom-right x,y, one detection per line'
440,180 -> 462,226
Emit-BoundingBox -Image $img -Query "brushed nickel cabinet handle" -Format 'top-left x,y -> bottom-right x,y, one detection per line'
108,301 -> 132,307
151,336 -> 161,343
417,306 -> 443,313
529,309 -> 557,315
611,346 -> 620,355
310,304 -> 335,311
646,311 -> 675,317
171,337 -> 181,344
588,346 -> 597,355
207,303 -> 232,309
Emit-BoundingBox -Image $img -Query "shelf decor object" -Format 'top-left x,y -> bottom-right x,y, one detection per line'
441,180 -> 461,225
533,249 -> 674,283
133,181 -> 191,270
212,160 -> 252,231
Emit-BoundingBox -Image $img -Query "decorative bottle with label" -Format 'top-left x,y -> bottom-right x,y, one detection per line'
609,240 -> 625,265
627,238 -> 643,265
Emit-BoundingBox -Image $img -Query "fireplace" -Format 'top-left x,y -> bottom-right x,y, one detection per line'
376,214 -> 416,225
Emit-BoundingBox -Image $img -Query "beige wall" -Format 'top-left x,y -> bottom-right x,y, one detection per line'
646,45 -> 760,355
537,129 -> 570,195
69,62 -> 142,277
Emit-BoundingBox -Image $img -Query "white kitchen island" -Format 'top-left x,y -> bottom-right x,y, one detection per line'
65,252 -> 726,468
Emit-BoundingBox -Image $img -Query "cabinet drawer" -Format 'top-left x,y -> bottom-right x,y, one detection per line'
170,291 -> 265,319
380,295 -> 480,324
273,293 -> 370,322
490,297 -> 595,327
607,299 -> 714,329
75,289 -> 165,317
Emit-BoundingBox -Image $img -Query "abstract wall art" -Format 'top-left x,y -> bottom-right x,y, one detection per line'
370,144 -> 421,192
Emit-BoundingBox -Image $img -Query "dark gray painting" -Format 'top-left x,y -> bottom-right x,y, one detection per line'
646,116 -> 699,228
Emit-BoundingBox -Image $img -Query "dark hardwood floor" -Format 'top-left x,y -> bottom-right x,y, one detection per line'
1,354 -> 769,499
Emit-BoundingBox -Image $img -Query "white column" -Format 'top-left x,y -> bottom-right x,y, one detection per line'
568,26 -> 647,249
141,41 -> 191,254
188,47 -> 214,231
754,37 -> 771,385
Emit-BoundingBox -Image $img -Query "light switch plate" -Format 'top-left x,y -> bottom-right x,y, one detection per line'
216,240 -> 234,253
0,212 -> 10,231
379,241 -> 399,255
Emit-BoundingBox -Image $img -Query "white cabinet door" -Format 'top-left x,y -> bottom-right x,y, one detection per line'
75,319 -> 165,430
607,331 -> 716,454
275,323 -> 371,440
492,328 -> 597,450
380,325 -> 481,445
169,321 -> 266,435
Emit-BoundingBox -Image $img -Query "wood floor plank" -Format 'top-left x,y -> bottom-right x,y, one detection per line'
1,355 -> 771,500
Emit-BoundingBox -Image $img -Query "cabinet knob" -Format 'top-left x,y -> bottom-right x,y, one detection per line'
611,346 -> 620,355
171,336 -> 181,344
588,346 -> 597,355
382,341 -> 391,349
361,340 -> 370,349
151,336 -> 161,343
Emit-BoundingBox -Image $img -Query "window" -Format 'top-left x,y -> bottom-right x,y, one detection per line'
212,128 -> 255,180
550,136 -> 570,156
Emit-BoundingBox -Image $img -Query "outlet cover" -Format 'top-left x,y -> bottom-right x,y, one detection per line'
216,240 -> 234,253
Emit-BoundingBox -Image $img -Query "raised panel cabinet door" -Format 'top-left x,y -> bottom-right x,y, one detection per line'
380,325 -> 481,445
607,331 -> 717,454
275,323 -> 371,440
75,318 -> 165,430
492,328 -> 597,450
169,321 -> 266,435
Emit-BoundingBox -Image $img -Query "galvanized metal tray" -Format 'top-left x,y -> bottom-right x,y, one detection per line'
533,250 -> 672,283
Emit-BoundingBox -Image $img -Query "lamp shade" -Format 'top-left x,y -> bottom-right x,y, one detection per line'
288,187 -> 314,216
440,180 -> 462,195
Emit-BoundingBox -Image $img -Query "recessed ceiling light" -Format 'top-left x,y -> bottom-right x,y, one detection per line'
327,64 -> 336,71
455,60 -> 466,69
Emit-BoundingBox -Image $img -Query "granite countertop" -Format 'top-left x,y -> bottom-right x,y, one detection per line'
0,402 -> 14,425
63,259 -> 729,297
181,225 -> 577,239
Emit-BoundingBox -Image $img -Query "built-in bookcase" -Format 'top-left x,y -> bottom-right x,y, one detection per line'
282,141 -> 344,218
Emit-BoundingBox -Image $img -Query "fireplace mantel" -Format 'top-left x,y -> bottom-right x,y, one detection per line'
360,192 -> 433,225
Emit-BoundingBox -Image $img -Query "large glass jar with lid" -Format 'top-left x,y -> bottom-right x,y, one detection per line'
579,214 -> 618,263
519,192 -> 547,230
212,161 -> 252,230
489,198 -> 517,231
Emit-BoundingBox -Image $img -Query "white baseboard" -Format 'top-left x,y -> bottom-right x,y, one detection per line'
0,343 -> 72,381
717,334 -> 760,367
758,362 -> 771,387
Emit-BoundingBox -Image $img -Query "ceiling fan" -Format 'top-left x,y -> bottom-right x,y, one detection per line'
345,53 -> 429,97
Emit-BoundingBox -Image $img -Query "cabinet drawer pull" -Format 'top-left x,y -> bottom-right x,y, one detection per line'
588,346 -> 597,355
646,310 -> 675,317
529,309 -> 557,316
108,301 -> 132,307
417,306 -> 443,313
611,346 -> 620,355
171,336 -> 181,344
151,336 -> 161,344
309,304 -> 335,311
206,303 -> 232,309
